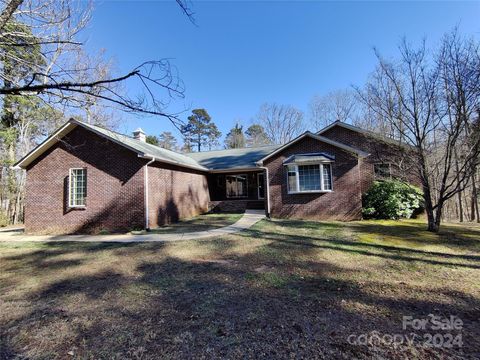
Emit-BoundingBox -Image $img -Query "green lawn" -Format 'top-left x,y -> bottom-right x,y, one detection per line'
0,218 -> 478,359
143,213 -> 243,234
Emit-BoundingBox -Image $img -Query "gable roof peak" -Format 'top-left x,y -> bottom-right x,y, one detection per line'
256,130 -> 369,165
317,120 -> 411,148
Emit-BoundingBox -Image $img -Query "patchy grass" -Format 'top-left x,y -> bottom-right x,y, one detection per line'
143,213 -> 243,234
0,219 -> 479,359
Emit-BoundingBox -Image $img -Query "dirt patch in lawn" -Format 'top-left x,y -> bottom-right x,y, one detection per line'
0,219 -> 479,359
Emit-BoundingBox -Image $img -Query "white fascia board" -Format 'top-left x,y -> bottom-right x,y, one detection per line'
14,121 -> 77,169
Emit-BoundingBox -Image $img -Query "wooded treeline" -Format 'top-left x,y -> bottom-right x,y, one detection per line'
359,31 -> 480,230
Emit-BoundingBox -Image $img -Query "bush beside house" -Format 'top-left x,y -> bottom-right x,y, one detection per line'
363,180 -> 424,220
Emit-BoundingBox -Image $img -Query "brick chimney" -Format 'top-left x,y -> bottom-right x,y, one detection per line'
133,128 -> 146,142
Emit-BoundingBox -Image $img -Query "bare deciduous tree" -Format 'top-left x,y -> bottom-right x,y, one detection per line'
309,89 -> 358,130
0,0 -> 195,224
0,0 -> 192,126
359,33 -> 480,232
257,102 -> 305,144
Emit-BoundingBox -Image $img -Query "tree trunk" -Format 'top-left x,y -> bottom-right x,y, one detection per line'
455,183 -> 463,222
418,150 -> 440,232
424,186 -> 439,232
426,201 -> 443,233
0,0 -> 24,32
426,206 -> 438,232
471,173 -> 479,223
434,205 -> 443,232
6,140 -> 17,224
454,150 -> 464,222
13,186 -> 23,224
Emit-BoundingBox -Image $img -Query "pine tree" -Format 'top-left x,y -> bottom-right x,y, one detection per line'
224,123 -> 246,148
158,131 -> 178,150
181,109 -> 221,151
245,124 -> 271,147
146,135 -> 159,146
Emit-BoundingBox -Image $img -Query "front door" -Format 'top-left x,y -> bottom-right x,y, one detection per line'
257,173 -> 265,199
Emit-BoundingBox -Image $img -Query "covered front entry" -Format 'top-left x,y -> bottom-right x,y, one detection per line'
207,170 -> 266,213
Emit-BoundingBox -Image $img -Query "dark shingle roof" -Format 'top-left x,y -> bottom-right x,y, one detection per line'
21,119 -> 374,172
14,119 -> 208,171
185,145 -> 280,170
318,121 -> 410,148
84,122 -> 279,171
79,122 -> 207,170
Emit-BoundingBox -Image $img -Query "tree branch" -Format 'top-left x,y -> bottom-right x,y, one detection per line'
0,0 -> 23,31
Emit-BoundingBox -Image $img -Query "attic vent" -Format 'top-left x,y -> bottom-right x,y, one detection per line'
133,128 -> 146,142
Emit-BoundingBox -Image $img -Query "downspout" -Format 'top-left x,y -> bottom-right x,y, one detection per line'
143,156 -> 156,230
257,165 -> 271,217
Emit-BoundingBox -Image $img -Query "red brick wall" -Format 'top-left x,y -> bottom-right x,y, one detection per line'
321,126 -> 420,191
264,136 -> 362,221
147,163 -> 209,228
25,127 -> 146,234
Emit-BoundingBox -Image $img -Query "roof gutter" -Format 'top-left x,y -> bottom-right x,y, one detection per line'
209,167 -> 261,174
139,154 -> 208,172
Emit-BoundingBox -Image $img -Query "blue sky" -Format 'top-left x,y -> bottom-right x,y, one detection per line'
85,1 -> 480,144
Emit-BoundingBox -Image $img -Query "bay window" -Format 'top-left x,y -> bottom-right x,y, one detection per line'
286,163 -> 333,193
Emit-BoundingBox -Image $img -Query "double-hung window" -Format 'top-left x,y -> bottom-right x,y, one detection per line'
226,174 -> 248,198
69,168 -> 86,207
286,163 -> 333,193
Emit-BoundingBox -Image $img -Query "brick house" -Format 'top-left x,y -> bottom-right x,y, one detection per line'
15,119 -> 409,233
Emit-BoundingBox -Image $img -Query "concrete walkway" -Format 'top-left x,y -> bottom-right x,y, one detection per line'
0,210 -> 266,243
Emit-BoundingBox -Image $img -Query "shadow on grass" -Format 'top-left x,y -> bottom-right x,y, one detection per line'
243,228 -> 480,266
264,218 -> 480,251
1,223 -> 479,358
348,221 -> 480,251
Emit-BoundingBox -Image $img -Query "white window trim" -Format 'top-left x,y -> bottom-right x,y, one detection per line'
286,163 -> 333,194
225,174 -> 248,198
68,168 -> 87,208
